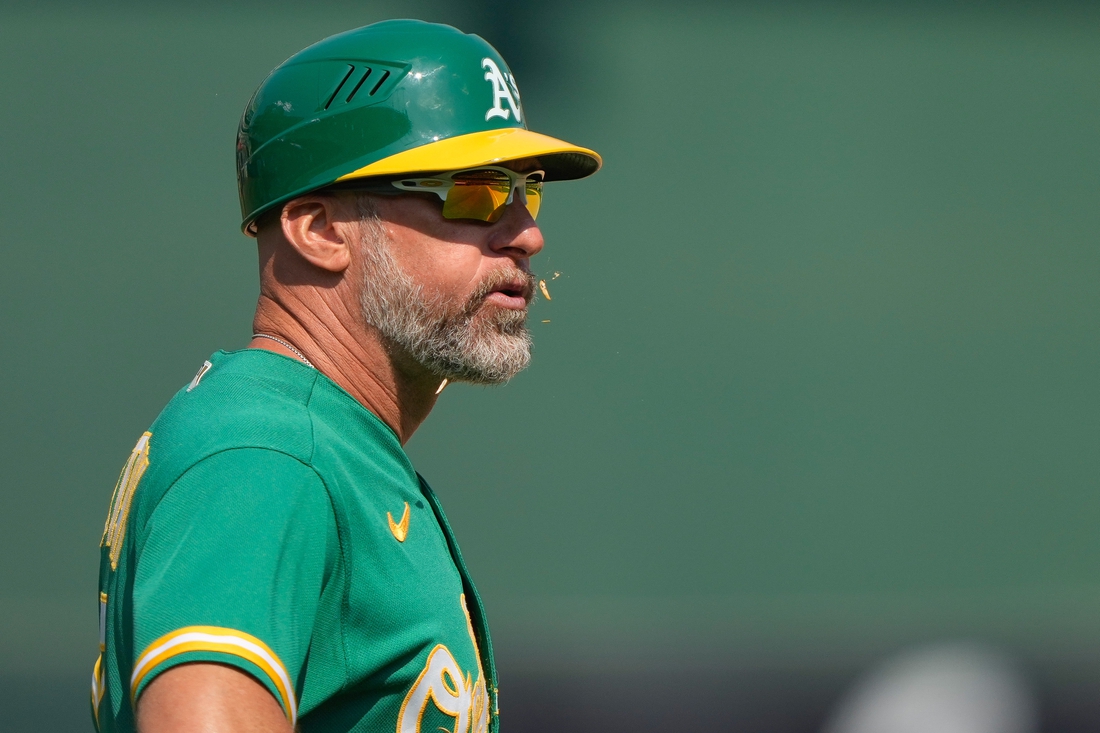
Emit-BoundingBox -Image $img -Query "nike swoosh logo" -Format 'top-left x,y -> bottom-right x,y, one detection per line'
388,502 -> 410,542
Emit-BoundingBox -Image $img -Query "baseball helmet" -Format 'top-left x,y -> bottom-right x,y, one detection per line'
236,19 -> 602,234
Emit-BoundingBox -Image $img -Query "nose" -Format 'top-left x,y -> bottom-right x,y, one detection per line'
487,200 -> 544,261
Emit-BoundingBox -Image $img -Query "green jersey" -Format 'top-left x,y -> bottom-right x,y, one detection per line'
92,349 -> 498,733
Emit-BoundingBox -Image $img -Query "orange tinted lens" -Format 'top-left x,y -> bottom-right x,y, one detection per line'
442,171 -> 511,222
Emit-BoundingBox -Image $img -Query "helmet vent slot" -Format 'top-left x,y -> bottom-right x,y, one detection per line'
324,65 -> 356,110
368,70 -> 391,97
345,67 -> 373,103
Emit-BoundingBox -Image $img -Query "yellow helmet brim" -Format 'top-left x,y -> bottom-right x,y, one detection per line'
335,128 -> 602,183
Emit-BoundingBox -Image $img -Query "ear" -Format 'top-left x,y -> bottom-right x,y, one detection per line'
279,196 -> 352,273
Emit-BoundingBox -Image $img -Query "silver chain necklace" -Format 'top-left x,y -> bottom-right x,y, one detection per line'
251,333 -> 316,369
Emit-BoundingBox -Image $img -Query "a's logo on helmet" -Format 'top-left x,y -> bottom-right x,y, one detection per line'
482,58 -> 522,123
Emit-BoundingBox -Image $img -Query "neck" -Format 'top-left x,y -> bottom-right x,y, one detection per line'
251,294 -> 440,444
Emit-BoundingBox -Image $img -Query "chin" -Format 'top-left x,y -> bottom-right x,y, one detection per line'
439,331 -> 532,385
476,305 -> 528,334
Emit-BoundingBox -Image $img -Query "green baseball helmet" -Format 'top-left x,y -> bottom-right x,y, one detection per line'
236,19 -> 602,234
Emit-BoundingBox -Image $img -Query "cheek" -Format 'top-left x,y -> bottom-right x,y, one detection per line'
402,242 -> 487,301
374,197 -> 493,299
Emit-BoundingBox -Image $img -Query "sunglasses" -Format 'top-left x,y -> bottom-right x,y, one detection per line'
349,166 -> 544,223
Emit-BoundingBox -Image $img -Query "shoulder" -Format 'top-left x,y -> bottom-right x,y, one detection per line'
153,350 -> 317,462
133,350 -> 324,526
141,446 -> 333,549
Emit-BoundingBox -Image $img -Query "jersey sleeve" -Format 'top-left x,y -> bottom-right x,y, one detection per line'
129,447 -> 336,726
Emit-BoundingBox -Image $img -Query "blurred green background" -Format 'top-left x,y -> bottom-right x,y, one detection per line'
3,1 -> 1100,730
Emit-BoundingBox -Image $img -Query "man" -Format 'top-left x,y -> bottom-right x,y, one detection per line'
91,20 -> 600,733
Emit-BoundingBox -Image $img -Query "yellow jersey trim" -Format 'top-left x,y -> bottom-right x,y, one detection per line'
91,654 -> 105,728
335,128 -> 602,182
99,592 -> 108,652
130,625 -> 296,724
102,432 -> 152,570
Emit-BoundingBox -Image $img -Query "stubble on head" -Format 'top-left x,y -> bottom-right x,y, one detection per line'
351,195 -> 535,385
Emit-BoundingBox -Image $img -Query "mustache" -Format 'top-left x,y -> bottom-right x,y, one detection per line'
466,269 -> 537,310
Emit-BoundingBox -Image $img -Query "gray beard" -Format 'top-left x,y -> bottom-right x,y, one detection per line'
355,212 -> 534,385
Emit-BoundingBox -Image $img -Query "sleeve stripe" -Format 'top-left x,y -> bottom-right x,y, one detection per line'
130,626 -> 297,724
91,655 -> 105,729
